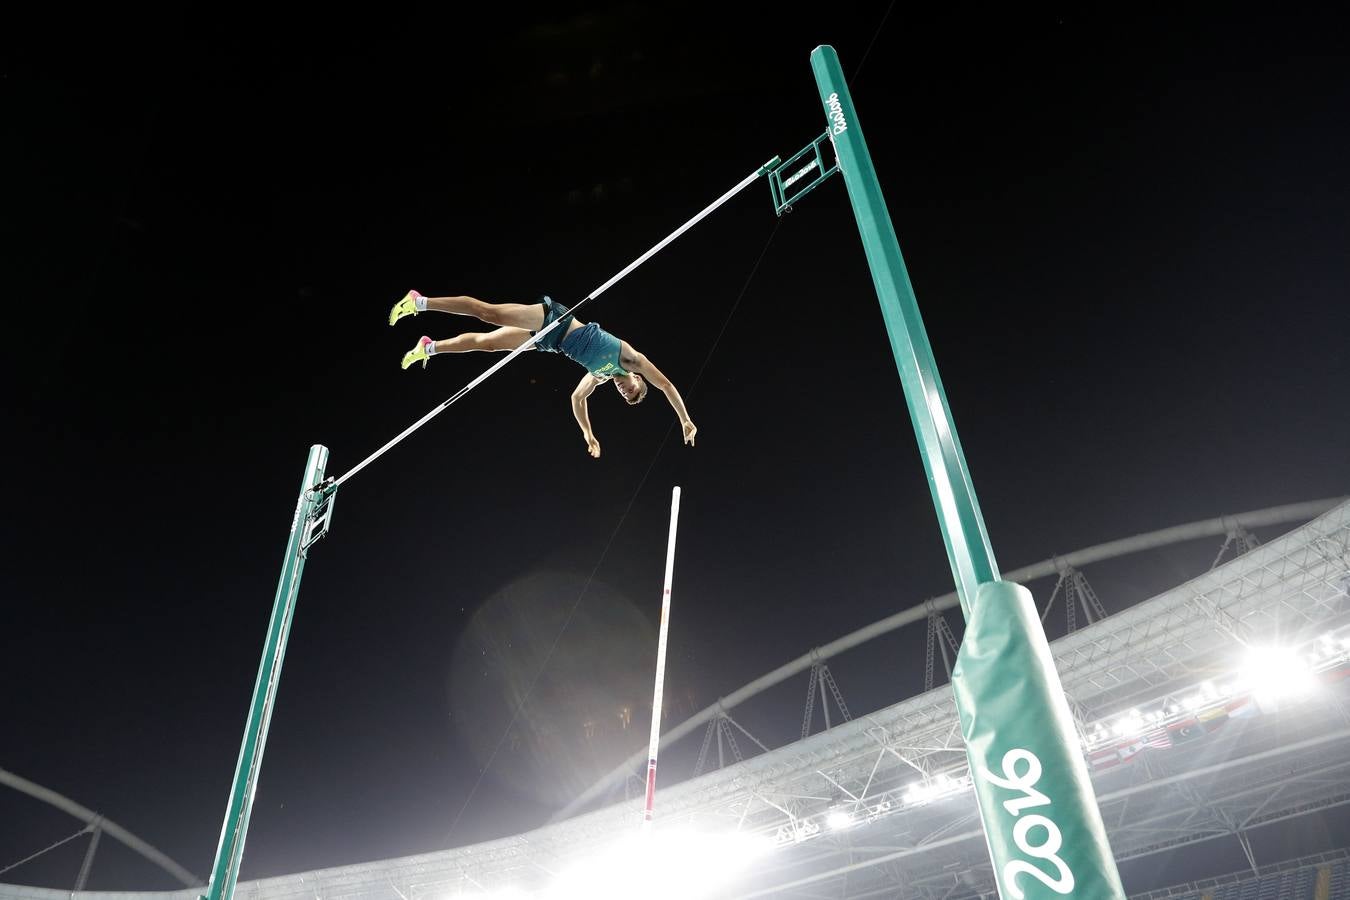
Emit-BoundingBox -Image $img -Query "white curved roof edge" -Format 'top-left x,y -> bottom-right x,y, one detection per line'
0,769 -> 198,887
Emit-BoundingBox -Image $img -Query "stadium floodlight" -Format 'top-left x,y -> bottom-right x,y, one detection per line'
903,772 -> 968,807
1313,633 -> 1340,662
1240,646 -> 1319,705
1113,709 -> 1145,737
826,809 -> 854,831
1177,681 -> 1219,711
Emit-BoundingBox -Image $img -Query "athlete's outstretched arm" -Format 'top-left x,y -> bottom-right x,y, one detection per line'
571,374 -> 602,458
629,353 -> 697,446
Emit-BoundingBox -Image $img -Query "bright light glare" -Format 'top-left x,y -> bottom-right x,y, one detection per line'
1244,646 -> 1318,704
547,828 -> 771,900
826,810 -> 853,830
1113,709 -> 1144,737
903,773 -> 968,806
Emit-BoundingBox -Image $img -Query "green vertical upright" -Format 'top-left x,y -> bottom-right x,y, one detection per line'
810,46 -> 1124,898
203,445 -> 332,900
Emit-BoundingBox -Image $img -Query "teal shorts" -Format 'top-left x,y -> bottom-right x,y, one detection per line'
531,295 -> 574,352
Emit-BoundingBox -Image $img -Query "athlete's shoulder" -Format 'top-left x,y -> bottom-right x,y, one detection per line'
617,339 -> 643,364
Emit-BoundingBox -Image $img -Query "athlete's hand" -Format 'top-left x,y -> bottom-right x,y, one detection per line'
586,435 -> 602,458
682,420 -> 697,447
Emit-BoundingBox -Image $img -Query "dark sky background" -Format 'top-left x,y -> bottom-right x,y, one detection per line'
4,5 -> 1348,895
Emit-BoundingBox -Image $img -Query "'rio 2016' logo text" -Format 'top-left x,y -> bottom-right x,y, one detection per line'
981,748 -> 1075,898
826,92 -> 848,135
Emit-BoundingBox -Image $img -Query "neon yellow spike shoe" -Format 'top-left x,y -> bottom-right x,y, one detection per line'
389,290 -> 424,326
401,336 -> 435,370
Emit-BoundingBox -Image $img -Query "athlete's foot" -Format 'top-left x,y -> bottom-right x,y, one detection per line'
389,290 -> 424,326
401,336 -> 434,370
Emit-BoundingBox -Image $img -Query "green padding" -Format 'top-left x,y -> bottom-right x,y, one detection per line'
953,581 -> 1125,899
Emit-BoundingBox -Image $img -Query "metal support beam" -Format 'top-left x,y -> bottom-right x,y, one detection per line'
1212,520 -> 1262,570
823,664 -> 852,724
925,603 -> 959,691
1072,569 -> 1109,627
74,821 -> 101,891
803,658 -> 854,738
1236,829 -> 1259,876
801,663 -> 820,741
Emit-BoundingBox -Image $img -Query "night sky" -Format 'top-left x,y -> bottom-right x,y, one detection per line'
5,6 -> 1349,895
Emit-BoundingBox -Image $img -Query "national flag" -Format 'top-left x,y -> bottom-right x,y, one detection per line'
1089,747 -> 1123,770
1167,717 -> 1207,743
1197,706 -> 1230,735
1117,737 -> 1146,762
1226,695 -> 1260,719
1142,728 -> 1173,749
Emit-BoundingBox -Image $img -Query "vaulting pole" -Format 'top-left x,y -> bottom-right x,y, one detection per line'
643,486 -> 682,828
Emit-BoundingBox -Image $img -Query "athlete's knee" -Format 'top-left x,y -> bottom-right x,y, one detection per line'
464,298 -> 497,321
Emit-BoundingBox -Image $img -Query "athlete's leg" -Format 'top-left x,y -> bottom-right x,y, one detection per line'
425,295 -> 545,329
433,326 -> 534,353
401,327 -> 534,370
390,290 -> 546,329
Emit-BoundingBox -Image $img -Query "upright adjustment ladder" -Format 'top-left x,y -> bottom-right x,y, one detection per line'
302,478 -> 339,553
766,131 -> 840,215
